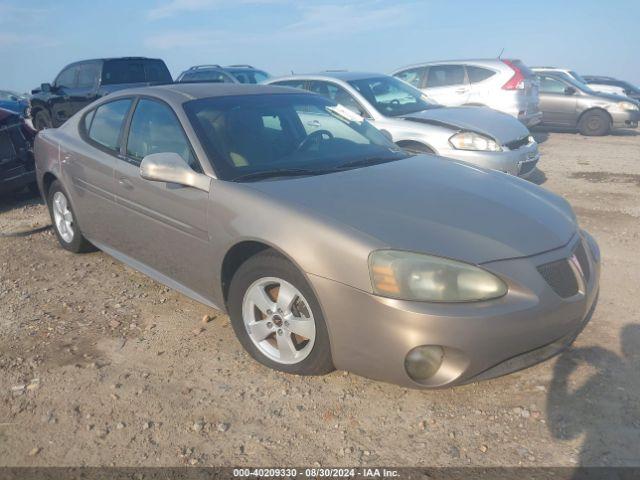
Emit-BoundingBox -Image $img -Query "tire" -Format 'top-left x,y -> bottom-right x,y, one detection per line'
396,141 -> 435,155
578,110 -> 611,136
227,250 -> 334,376
33,110 -> 53,131
46,180 -> 95,253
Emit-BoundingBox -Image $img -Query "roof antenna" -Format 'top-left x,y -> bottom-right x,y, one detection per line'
498,47 -> 505,59
291,70 -> 294,75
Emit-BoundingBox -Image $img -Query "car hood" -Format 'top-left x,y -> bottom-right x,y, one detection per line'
247,155 -> 576,265
402,107 -> 530,144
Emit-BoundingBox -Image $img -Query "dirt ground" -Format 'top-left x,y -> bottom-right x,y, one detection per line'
0,128 -> 639,468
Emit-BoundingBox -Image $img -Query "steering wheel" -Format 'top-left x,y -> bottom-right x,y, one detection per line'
296,129 -> 334,151
390,99 -> 400,106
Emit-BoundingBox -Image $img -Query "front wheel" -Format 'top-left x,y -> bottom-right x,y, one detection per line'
33,110 -> 53,131
227,250 -> 334,375
578,110 -> 611,136
47,180 -> 95,253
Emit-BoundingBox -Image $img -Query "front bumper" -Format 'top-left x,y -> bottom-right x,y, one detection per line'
440,141 -> 540,178
309,232 -> 600,389
610,109 -> 640,129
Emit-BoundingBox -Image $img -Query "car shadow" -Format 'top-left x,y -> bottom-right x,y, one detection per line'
0,188 -> 43,215
526,168 -> 547,185
547,324 -> 640,473
531,125 -> 639,140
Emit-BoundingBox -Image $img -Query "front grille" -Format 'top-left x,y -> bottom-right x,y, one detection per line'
537,259 -> 579,298
573,240 -> 591,282
505,136 -> 530,151
519,160 -> 537,175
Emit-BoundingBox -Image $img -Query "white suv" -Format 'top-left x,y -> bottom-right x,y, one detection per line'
392,59 -> 542,127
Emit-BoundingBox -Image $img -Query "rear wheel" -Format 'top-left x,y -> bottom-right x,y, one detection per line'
46,180 -> 94,253
227,250 -> 334,375
33,110 -> 53,131
578,110 -> 611,136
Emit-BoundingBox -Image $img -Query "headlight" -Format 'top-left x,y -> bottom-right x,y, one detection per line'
449,131 -> 502,152
369,250 -> 508,302
617,101 -> 639,111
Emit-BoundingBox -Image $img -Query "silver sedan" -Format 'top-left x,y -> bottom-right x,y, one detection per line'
266,72 -> 540,177
35,83 -> 599,388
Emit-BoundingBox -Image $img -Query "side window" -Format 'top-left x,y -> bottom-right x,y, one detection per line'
77,63 -> 100,89
181,70 -> 231,83
126,99 -> 201,172
271,80 -> 308,90
539,76 -> 566,94
55,67 -> 77,89
395,68 -> 425,88
466,66 -> 495,84
87,99 -> 132,152
426,65 -> 466,88
308,81 -> 365,116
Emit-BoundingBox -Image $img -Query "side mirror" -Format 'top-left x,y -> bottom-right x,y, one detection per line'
40,83 -> 52,93
564,86 -> 576,96
140,152 -> 210,192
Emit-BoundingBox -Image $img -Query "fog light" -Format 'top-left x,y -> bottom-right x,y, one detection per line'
405,346 -> 444,382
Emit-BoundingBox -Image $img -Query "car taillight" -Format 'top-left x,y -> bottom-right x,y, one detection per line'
502,60 -> 525,90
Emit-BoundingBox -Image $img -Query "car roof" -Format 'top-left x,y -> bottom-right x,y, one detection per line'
392,59 -> 514,71
101,82 -> 307,104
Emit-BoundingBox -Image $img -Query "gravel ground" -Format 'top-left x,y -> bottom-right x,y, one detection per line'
0,128 -> 639,468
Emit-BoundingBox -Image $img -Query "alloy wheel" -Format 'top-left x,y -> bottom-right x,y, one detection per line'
241,277 -> 316,365
52,191 -> 74,243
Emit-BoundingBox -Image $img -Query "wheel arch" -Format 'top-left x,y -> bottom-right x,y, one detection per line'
219,239 -> 316,309
41,172 -> 58,199
395,139 -> 436,154
578,107 -> 612,125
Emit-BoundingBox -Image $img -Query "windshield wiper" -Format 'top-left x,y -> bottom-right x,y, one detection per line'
233,168 -> 320,182
330,156 -> 403,171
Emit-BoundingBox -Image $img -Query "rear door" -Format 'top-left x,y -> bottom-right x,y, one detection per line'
111,97 -> 213,297
64,97 -> 134,244
537,75 -> 578,126
465,65 -> 497,105
423,64 -> 469,106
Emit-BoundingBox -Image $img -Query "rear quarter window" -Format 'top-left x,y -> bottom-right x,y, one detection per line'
466,66 -> 495,83
102,60 -> 172,85
86,99 -> 133,151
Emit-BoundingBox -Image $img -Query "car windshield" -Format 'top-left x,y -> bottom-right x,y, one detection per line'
0,90 -> 22,101
347,76 -> 436,117
569,70 -> 588,84
179,70 -> 234,83
229,69 -> 270,84
184,93 -> 407,181
556,72 -> 596,93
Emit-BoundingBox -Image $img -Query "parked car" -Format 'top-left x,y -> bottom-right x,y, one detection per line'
535,71 -> 640,135
266,72 -> 540,177
29,57 -> 172,130
175,65 -> 239,84
391,59 -> 542,127
0,108 -> 36,195
583,76 -> 640,102
34,83 -> 600,388
222,65 -> 271,84
176,64 -> 270,84
532,67 -> 627,97
0,90 -> 29,116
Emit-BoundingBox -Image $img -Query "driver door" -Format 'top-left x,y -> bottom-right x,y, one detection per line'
111,97 -> 213,298
537,75 -> 578,126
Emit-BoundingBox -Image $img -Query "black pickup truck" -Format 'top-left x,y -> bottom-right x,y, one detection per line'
29,57 -> 172,130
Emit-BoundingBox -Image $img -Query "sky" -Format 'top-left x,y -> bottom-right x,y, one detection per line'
1,0 -> 639,93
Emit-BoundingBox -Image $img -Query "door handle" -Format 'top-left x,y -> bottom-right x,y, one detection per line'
455,88 -> 468,94
118,177 -> 134,190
